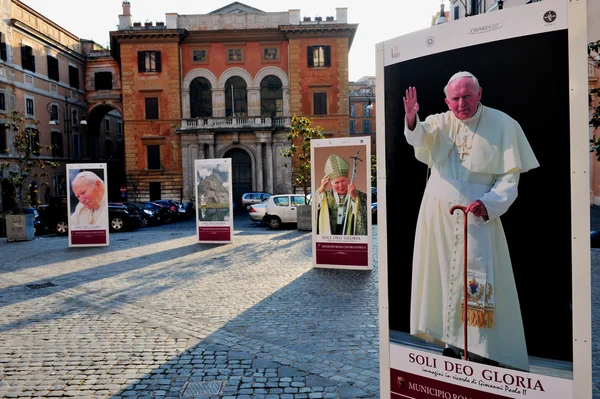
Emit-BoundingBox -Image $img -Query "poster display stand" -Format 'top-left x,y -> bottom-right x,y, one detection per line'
376,0 -> 591,397
311,137 -> 372,270
67,163 -> 109,247
195,158 -> 234,244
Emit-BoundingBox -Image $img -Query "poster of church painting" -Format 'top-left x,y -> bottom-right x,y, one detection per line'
194,158 -> 233,244
376,0 -> 589,398
311,137 -> 371,270
66,163 -> 109,247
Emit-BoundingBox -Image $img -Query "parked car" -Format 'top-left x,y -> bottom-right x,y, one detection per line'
128,202 -> 165,225
248,199 -> 268,224
113,202 -> 149,227
263,194 -> 306,229
241,192 -> 272,210
152,200 -> 183,222
44,196 -> 69,235
107,203 -> 142,231
43,196 -> 141,235
372,202 -> 378,225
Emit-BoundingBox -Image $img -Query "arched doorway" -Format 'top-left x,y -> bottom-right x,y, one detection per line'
224,148 -> 252,209
86,104 -> 125,202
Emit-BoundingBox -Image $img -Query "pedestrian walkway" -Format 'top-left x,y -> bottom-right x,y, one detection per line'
0,217 -> 380,398
2,210 -> 600,398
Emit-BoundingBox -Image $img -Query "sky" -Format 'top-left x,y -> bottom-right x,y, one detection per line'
21,0 -> 450,82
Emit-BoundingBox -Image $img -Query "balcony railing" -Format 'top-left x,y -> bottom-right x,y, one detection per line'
180,116 -> 290,130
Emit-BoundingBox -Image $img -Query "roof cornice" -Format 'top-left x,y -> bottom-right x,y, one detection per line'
10,19 -> 86,63
280,24 -> 358,48
110,29 -> 187,42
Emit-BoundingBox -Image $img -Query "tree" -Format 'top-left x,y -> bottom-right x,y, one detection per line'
589,40 -> 600,159
371,154 -> 377,187
281,114 -> 325,204
0,111 -> 59,213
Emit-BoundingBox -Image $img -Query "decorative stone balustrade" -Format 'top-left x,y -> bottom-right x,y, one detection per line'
180,116 -> 290,130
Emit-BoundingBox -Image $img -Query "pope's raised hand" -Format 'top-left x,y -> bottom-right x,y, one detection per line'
403,86 -> 419,130
318,174 -> 330,194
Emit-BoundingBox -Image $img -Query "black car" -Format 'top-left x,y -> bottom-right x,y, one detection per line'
107,203 -> 142,231
43,197 -> 141,234
125,202 -> 163,226
44,196 -> 70,235
371,202 -> 378,225
151,200 -> 180,222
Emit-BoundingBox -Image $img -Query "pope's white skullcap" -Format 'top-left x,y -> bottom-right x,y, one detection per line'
447,71 -> 476,84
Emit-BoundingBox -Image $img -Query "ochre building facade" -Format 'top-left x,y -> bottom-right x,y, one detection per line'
110,1 -> 357,205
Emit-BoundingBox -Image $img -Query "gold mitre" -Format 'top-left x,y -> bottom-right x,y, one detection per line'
324,154 -> 349,180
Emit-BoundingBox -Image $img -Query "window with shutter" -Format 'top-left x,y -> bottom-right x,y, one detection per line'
0,34 -> 6,62
68,65 -> 79,89
138,51 -> 161,72
308,45 -> 331,68
363,120 -> 371,133
313,92 -> 327,115
145,97 -> 159,120
51,131 -> 63,157
28,128 -> 40,155
0,124 -> 6,152
147,145 -> 161,170
21,45 -> 35,72
25,98 -> 34,117
49,104 -> 58,122
47,55 -> 59,81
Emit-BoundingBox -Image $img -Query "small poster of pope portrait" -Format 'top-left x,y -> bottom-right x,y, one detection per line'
311,137 -> 371,270
67,163 -> 109,247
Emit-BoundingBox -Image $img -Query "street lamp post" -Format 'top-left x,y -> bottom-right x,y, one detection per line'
46,97 -> 87,160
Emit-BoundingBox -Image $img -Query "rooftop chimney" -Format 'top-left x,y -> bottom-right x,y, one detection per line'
435,3 -> 448,24
122,0 -> 131,15
119,0 -> 132,30
336,8 -> 347,23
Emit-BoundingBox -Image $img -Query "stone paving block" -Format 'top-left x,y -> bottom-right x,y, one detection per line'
0,219 -> 385,398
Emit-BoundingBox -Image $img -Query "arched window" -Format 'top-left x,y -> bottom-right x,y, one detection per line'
225,76 -> 247,117
260,75 -> 283,118
190,77 -> 212,118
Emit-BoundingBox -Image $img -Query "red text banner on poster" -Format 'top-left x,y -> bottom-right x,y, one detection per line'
71,230 -> 107,245
391,368 -> 511,399
389,344 -> 572,398
198,226 -> 231,242
315,242 -> 368,266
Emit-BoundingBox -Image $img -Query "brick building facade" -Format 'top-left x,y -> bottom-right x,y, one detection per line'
110,1 -> 357,205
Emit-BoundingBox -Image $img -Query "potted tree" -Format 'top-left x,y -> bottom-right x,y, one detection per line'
281,114 -> 324,231
0,111 -> 59,241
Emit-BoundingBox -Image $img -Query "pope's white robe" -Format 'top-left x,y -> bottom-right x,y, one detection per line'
70,197 -> 108,229
405,105 -> 539,371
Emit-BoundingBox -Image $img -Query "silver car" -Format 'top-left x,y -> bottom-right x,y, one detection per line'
264,194 -> 307,229
241,192 -> 272,210
248,200 -> 268,224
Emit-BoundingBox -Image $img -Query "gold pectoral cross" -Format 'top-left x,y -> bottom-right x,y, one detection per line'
457,136 -> 469,162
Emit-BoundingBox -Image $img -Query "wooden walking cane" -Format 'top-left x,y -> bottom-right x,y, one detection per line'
450,204 -> 469,361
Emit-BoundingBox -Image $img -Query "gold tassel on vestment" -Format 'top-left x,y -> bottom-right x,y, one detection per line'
461,307 -> 495,328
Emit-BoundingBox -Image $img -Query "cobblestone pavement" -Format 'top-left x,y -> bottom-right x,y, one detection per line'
3,208 -> 600,398
0,215 -> 379,398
